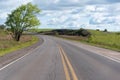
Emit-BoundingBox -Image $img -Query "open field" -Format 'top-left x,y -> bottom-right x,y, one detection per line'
55,30 -> 120,52
0,29 -> 39,56
88,30 -> 120,51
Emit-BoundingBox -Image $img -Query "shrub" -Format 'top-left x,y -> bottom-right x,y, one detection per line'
0,25 -> 5,29
75,28 -> 91,37
103,29 -> 108,32
96,29 -> 100,31
116,32 -> 120,35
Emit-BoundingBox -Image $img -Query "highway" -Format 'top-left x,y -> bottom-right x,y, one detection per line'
0,35 -> 120,80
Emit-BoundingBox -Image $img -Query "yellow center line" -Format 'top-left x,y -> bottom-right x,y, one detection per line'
61,48 -> 78,80
58,45 -> 78,80
59,47 -> 70,80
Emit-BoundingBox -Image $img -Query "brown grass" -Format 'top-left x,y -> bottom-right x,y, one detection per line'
0,29 -> 39,56
0,33 -> 32,50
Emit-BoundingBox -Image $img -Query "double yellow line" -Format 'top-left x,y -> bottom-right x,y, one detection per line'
59,45 -> 78,80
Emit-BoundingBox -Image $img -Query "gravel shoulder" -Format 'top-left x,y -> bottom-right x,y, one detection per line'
0,35 -> 43,68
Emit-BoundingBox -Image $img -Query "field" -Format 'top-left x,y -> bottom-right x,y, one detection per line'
0,29 -> 39,56
27,28 -> 120,51
88,30 -> 120,51
55,30 -> 120,52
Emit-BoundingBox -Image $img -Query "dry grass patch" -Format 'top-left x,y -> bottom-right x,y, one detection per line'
0,30 -> 39,56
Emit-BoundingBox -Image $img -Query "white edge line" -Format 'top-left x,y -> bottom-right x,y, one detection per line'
66,41 -> 120,63
76,45 -> 120,63
78,45 -> 120,63
0,46 -> 40,71
95,53 -> 120,63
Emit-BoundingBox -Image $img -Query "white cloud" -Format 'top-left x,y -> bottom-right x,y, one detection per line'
71,0 -> 80,3
85,4 -> 120,26
0,0 -> 32,10
0,11 -> 8,19
54,0 -> 60,3
0,0 -> 33,24
40,3 -> 120,31
0,0 -> 120,31
85,5 -> 96,12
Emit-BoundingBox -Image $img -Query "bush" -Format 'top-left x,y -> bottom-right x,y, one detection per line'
0,25 -> 5,29
75,28 -> 91,37
116,32 -> 120,35
103,29 -> 107,32
96,29 -> 100,31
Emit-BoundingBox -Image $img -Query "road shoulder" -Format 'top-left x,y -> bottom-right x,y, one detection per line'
0,35 -> 43,68
53,36 -> 120,63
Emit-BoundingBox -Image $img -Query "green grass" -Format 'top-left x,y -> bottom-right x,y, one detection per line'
0,29 -> 8,36
56,30 -> 120,52
88,30 -> 120,51
0,30 -> 39,56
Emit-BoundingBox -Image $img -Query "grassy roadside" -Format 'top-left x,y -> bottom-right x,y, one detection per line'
88,30 -> 120,52
55,31 -> 120,52
0,34 -> 39,56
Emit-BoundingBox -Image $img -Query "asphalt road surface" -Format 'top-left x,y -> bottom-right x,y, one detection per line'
0,35 -> 120,80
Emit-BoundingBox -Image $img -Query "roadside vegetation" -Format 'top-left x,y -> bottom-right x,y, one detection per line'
38,28 -> 91,36
0,3 -> 40,56
0,29 -> 39,56
39,29 -> 120,52
5,3 -> 40,41
88,30 -> 120,51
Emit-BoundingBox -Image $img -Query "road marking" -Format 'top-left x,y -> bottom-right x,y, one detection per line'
61,48 -> 78,80
0,45 -> 41,71
56,37 -> 120,63
94,53 -> 120,63
71,43 -> 120,63
59,48 -> 70,80
59,45 -> 78,80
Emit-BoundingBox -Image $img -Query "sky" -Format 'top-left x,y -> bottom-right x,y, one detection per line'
0,0 -> 120,31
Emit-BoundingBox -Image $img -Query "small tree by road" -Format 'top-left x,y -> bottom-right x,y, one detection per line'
0,24 -> 6,29
5,3 -> 41,41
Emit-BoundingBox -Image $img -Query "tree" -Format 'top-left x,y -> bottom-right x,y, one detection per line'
5,3 -> 41,41
103,29 -> 107,32
96,29 -> 100,31
0,24 -> 5,29
75,28 -> 91,37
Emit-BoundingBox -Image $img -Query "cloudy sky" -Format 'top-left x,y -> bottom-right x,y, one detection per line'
0,0 -> 120,31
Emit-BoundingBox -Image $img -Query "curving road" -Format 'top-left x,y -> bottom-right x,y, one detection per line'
0,35 -> 120,80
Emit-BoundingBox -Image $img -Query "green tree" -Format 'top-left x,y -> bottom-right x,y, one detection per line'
75,28 -> 91,37
0,24 -> 5,29
103,29 -> 108,32
5,3 -> 41,41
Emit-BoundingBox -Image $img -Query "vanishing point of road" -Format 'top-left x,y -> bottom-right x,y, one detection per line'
0,35 -> 120,80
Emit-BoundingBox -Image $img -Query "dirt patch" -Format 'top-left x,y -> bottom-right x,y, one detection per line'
20,35 -> 32,42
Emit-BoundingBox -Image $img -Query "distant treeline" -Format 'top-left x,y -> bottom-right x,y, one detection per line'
39,28 -> 91,37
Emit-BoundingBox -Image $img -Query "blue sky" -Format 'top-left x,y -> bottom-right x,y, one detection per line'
0,0 -> 120,31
